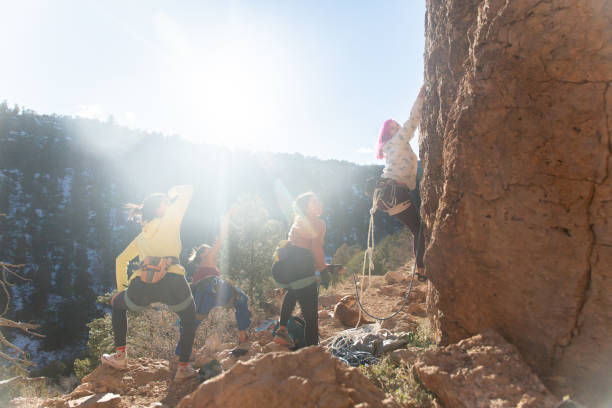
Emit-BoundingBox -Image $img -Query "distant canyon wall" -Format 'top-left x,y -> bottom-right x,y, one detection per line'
420,0 -> 611,406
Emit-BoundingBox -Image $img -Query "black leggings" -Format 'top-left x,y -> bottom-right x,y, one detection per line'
279,283 -> 318,346
377,179 -> 425,269
112,273 -> 196,362
396,204 -> 425,269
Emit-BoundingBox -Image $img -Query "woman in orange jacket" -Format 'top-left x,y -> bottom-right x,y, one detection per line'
272,192 -> 343,347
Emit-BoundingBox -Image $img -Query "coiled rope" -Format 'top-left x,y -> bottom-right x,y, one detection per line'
352,186 -> 422,323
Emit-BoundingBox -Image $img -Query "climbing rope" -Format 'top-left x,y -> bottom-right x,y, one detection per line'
352,184 -> 423,322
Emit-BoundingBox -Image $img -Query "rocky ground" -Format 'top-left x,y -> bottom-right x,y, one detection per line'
11,269 -> 428,408
318,267 -> 429,340
11,268 -> 565,407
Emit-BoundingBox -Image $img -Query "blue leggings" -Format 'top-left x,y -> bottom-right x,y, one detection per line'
175,279 -> 251,355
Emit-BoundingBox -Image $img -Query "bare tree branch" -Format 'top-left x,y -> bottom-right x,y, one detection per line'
0,318 -> 43,336
0,257 -> 43,368
0,332 -> 35,367
0,262 -> 29,316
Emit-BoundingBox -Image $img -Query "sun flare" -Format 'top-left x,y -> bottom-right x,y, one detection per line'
154,11 -> 295,151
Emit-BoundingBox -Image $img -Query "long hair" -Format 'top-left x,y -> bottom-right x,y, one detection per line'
293,192 -> 316,218
376,119 -> 396,160
125,193 -> 168,225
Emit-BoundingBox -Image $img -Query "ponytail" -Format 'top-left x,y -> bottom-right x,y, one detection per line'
125,193 -> 168,225
188,244 -> 211,266
125,203 -> 144,224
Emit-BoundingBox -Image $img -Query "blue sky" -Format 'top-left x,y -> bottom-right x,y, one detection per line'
0,0 -> 425,164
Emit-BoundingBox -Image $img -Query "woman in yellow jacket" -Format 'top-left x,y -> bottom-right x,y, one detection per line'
101,185 -> 197,381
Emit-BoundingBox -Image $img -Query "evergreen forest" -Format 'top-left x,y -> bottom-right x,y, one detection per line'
0,103 -> 400,374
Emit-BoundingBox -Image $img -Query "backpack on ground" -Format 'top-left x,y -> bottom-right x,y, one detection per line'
273,316 -> 306,349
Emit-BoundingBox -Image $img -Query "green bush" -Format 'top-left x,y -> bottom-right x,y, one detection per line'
73,312 -> 114,379
331,243 -> 361,266
343,229 -> 414,278
30,359 -> 72,379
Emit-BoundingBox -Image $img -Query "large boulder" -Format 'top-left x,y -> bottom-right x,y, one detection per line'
421,0 -> 612,405
414,330 -> 559,408
178,346 -> 398,408
333,295 -> 375,327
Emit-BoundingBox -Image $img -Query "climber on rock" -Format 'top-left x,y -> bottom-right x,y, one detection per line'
103,185 -> 198,382
373,85 -> 427,281
174,209 -> 251,359
271,192 -> 345,347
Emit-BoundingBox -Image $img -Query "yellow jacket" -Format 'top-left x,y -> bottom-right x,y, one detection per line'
115,185 -> 193,291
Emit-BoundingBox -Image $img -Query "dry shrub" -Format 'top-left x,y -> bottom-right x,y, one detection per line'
360,322 -> 438,407
361,355 -> 437,407
73,292 -> 276,380
121,304 -> 241,362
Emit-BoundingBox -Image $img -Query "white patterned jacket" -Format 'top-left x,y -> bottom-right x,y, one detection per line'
381,91 -> 424,190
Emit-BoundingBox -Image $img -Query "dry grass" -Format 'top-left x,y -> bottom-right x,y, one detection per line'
125,303 -> 244,363
361,355 -> 437,407
360,322 -> 438,407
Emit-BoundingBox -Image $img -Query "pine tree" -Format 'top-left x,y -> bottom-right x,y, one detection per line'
220,195 -> 284,307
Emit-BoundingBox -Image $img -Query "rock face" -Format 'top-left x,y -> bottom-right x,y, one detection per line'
414,330 -> 560,408
178,346 -> 398,408
421,0 -> 612,406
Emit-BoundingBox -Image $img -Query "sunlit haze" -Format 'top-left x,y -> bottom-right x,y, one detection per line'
0,1 -> 425,164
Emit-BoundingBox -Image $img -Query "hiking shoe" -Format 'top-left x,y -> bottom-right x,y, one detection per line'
416,267 -> 427,282
273,328 -> 294,347
174,363 -> 198,382
230,348 -> 249,358
101,352 -> 127,370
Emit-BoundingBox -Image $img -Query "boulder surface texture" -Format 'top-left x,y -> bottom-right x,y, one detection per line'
414,330 -> 560,408
421,0 -> 612,406
178,346 -> 399,408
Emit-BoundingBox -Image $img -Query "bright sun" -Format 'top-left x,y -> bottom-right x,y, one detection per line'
154,12 -> 295,152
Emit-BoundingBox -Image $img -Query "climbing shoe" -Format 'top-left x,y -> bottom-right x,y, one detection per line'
230,348 -> 249,358
174,363 -> 198,382
101,352 -> 128,370
416,268 -> 428,282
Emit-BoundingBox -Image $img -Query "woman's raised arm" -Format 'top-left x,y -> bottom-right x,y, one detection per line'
164,185 -> 194,224
398,85 -> 426,143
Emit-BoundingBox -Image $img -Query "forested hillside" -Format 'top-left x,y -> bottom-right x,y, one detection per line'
0,103 -> 399,371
